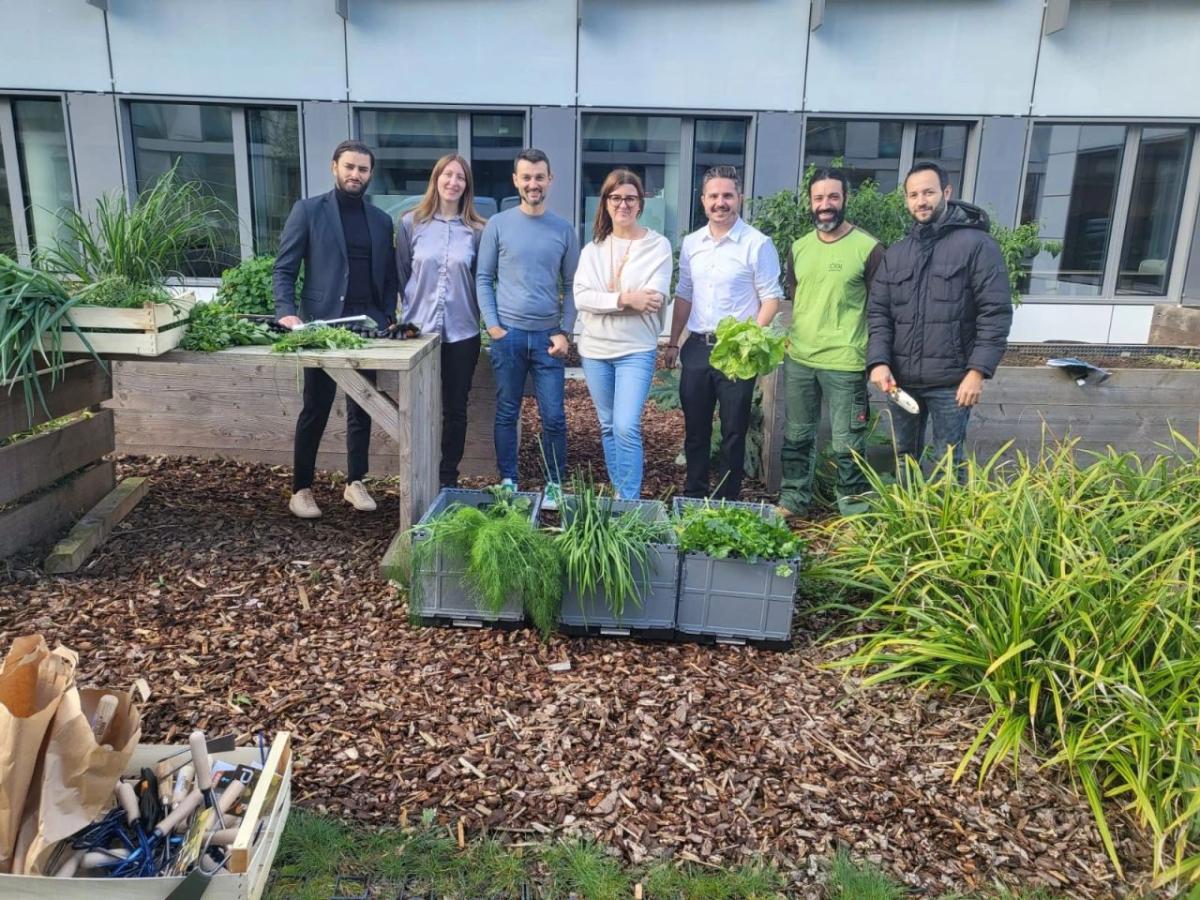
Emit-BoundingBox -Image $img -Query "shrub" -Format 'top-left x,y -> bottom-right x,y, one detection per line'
217,254 -> 302,315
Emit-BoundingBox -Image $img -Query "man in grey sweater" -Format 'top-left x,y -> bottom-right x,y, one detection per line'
476,148 -> 580,508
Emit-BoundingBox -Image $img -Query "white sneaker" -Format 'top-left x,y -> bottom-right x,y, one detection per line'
289,488 -> 322,519
343,480 -> 377,512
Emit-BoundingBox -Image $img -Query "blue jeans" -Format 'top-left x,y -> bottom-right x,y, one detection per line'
887,385 -> 971,480
580,350 -> 657,499
489,326 -> 566,484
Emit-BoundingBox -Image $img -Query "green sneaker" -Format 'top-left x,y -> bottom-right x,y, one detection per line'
542,482 -> 562,511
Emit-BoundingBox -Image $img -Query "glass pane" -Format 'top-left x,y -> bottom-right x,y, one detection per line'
805,119 -> 903,191
1117,127 -> 1193,296
471,113 -> 524,220
581,114 -> 682,244
13,99 -> 75,251
247,107 -> 301,255
1019,123 -> 1126,297
691,118 -> 748,230
913,122 -> 969,192
129,101 -> 241,277
0,144 -> 15,257
359,109 -> 458,222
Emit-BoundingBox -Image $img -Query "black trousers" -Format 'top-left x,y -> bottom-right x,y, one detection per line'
440,334 -> 481,487
293,368 -> 376,490
679,337 -> 755,500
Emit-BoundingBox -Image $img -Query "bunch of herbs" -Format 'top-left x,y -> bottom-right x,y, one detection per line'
272,326 -> 369,353
217,254 -> 302,315
180,301 -> 274,352
675,501 -> 803,575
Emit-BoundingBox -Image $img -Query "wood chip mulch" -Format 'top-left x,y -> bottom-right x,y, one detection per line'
0,385 -> 1159,897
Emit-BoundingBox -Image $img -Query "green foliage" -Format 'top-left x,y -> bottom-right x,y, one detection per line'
217,254 -> 301,315
808,439 -> 1200,885
555,475 -> 673,618
36,160 -> 232,290
541,838 -> 631,900
643,859 -> 785,898
675,502 -> 803,570
73,275 -> 171,309
180,301 -> 274,352
709,316 -> 787,381
271,326 -> 369,353
828,848 -> 908,900
989,220 -> 1061,305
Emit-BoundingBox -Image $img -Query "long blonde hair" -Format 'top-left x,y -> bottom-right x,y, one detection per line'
592,169 -> 645,244
412,154 -> 486,230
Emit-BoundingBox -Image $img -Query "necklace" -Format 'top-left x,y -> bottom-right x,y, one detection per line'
607,235 -> 634,291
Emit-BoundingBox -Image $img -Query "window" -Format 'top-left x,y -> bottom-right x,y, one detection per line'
581,113 -> 750,245
804,118 -> 971,194
129,101 -> 302,276
1,96 -> 76,260
1020,123 -> 1196,298
471,113 -> 524,219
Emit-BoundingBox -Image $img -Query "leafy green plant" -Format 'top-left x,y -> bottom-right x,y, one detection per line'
808,439 -> 1200,886
709,316 -> 786,380
555,475 -> 673,619
36,161 -> 232,291
271,326 -> 369,353
72,274 -> 172,309
180,301 -> 274,352
675,501 -> 803,572
217,254 -> 301,315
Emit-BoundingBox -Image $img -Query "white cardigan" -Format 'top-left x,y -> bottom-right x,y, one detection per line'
572,230 -> 673,360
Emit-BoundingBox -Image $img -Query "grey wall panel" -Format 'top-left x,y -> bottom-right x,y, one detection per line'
0,0 -> 110,91
1184,202 -> 1200,307
302,102 -> 351,198
346,0 -> 575,105
750,112 -> 804,200
578,0 -> 806,110
66,92 -> 125,215
805,0 -> 1042,115
971,116 -> 1029,229
107,0 -> 345,100
530,107 -> 577,223
1033,0 -> 1200,117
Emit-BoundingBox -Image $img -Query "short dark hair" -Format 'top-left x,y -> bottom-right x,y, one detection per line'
701,164 -> 742,195
809,167 -> 850,198
905,161 -> 950,191
332,140 -> 375,167
514,148 -> 551,174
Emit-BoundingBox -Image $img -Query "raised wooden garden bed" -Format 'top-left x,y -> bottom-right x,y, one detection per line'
61,291 -> 197,357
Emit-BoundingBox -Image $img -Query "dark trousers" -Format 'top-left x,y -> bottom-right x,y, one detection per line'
293,368 -> 376,490
888,385 -> 971,482
440,334 -> 481,487
679,337 -> 755,500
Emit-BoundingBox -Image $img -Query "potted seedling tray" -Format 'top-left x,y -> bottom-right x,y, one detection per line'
671,497 -> 802,648
558,496 -> 678,639
410,487 -> 542,628
59,291 -> 197,357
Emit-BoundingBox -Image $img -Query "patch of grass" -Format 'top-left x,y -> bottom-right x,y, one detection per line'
643,859 -> 785,898
827,848 -> 907,900
541,838 -> 632,900
272,808 -> 356,878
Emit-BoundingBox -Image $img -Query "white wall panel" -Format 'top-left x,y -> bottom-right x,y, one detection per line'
1107,305 -> 1153,344
0,0 -> 110,91
107,0 -> 345,100
805,0 -> 1042,116
1010,303 -> 1113,343
1033,0 -> 1200,117
346,0 -> 576,106
578,0 -> 807,110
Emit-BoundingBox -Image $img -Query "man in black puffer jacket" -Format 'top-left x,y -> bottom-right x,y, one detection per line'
867,162 -> 1012,476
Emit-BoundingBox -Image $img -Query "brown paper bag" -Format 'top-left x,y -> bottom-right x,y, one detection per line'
13,685 -> 142,875
0,635 -> 76,874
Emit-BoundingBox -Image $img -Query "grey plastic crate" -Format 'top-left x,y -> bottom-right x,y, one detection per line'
672,497 -> 801,644
558,497 -> 678,636
411,488 -> 542,626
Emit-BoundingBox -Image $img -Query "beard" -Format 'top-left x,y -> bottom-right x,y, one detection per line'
337,173 -> 370,196
811,206 -> 845,233
914,195 -> 948,223
520,187 -> 545,207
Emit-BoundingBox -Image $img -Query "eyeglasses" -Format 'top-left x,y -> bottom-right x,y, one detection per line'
606,195 -> 640,208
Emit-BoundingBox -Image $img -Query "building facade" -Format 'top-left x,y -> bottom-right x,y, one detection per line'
2,0 -> 1198,342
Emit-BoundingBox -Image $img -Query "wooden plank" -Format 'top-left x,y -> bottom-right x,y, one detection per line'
0,409 -> 114,506
43,476 -> 149,573
152,334 -> 440,372
0,461 -> 116,559
59,323 -> 188,357
325,368 -> 401,438
65,292 -> 196,330
1148,304 -> 1200,347
228,731 -> 292,875
395,342 -> 440,533
0,360 -> 111,440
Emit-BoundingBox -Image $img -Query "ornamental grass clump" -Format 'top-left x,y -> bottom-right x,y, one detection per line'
806,439 -> 1200,885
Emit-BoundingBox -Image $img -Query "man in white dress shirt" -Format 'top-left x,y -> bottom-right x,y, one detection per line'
665,165 -> 783,500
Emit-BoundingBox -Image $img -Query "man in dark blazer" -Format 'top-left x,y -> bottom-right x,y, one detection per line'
274,139 -> 398,519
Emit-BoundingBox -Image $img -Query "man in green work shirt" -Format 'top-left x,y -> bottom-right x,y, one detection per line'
779,168 -> 884,517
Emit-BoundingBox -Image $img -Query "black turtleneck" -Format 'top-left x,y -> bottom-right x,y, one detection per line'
336,187 -> 374,314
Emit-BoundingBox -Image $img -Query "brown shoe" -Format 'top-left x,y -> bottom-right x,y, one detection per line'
343,480 -> 377,512
289,488 -> 322,519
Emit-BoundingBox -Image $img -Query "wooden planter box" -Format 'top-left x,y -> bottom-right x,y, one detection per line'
558,497 -> 678,639
60,292 -> 196,357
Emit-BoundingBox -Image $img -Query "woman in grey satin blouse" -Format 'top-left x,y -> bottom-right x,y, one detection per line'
397,154 -> 487,488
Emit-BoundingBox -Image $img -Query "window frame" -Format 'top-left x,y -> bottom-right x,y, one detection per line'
1017,118 -> 1200,304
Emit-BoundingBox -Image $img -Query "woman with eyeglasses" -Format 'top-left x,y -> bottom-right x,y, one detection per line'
396,153 -> 487,488
573,169 -> 672,499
